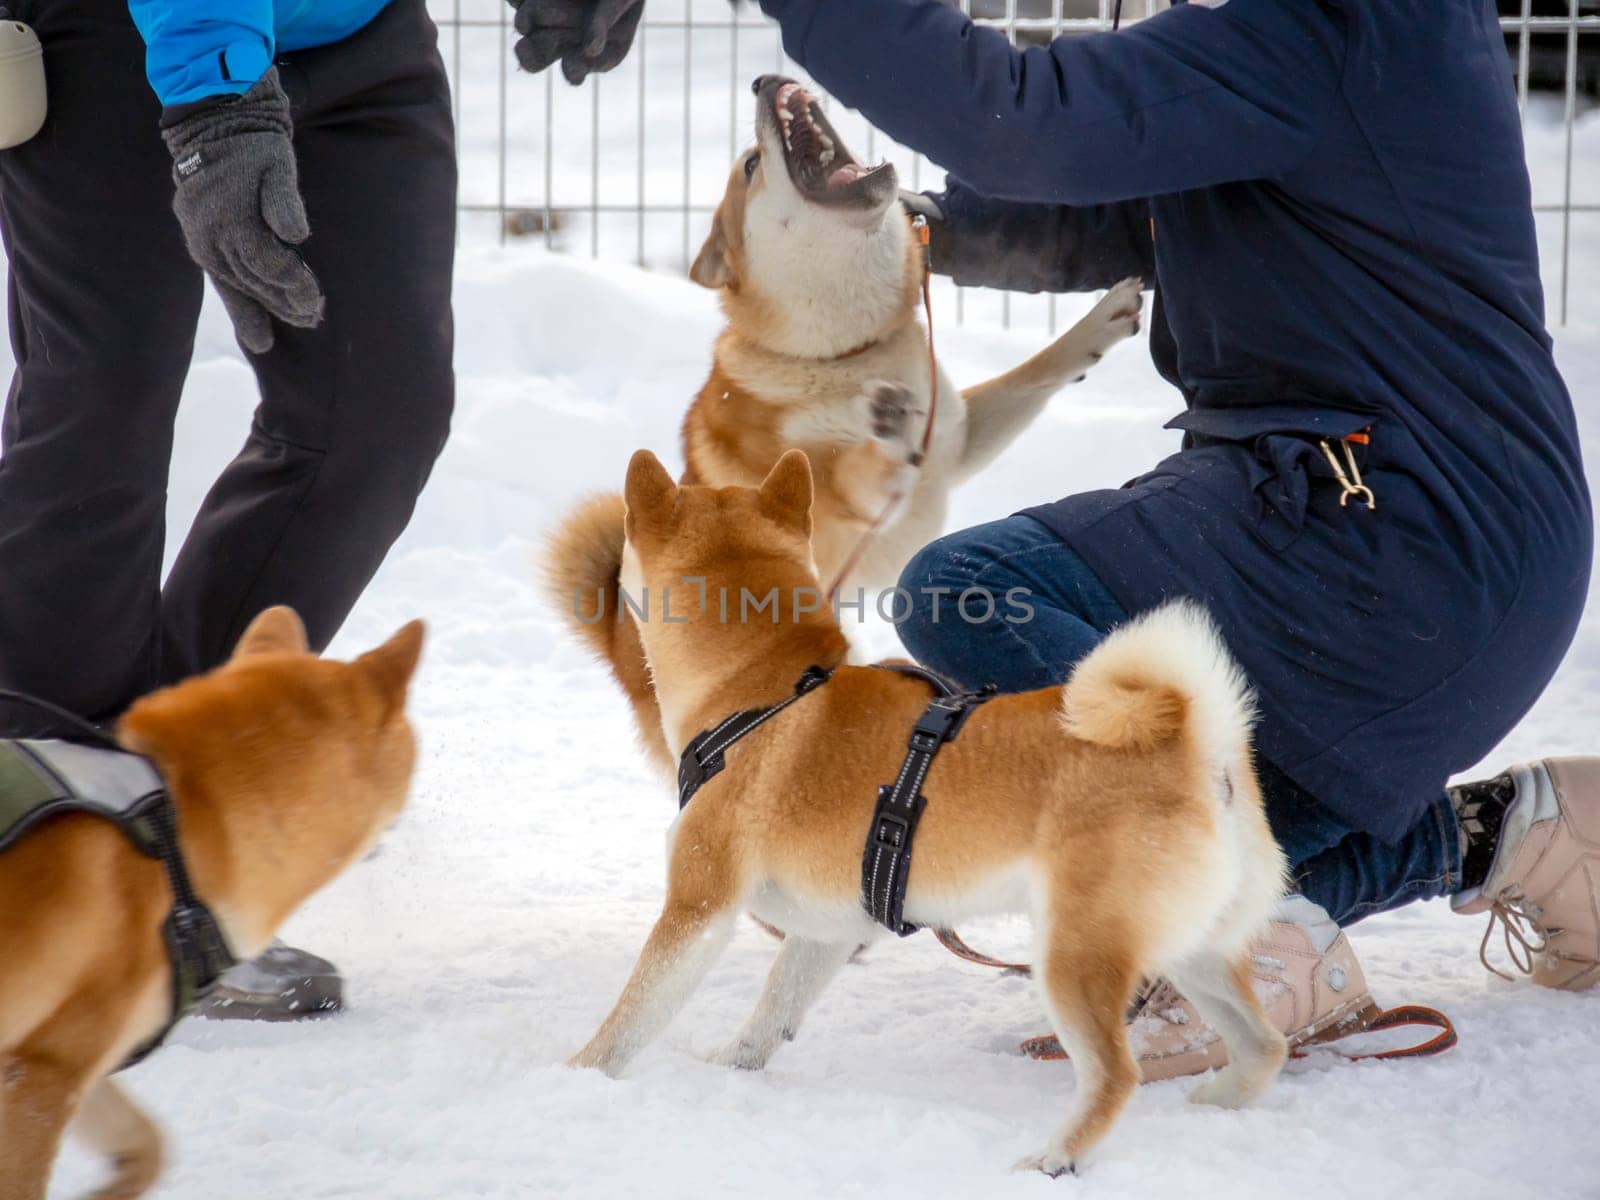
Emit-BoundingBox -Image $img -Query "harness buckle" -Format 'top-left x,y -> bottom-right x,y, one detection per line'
910,697 -> 964,752
873,812 -> 911,850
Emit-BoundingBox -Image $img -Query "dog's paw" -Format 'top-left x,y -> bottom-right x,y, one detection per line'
1077,276 -> 1144,360
1188,1060 -> 1276,1109
1013,1150 -> 1078,1179
88,1151 -> 163,1200
1187,1068 -> 1251,1109
707,1037 -> 773,1071
866,379 -> 916,440
567,1044 -> 621,1076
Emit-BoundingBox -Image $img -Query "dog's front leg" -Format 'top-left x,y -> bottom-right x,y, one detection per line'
0,1051 -> 95,1200
955,277 -> 1143,483
709,937 -> 857,1070
569,902 -> 737,1077
68,1077 -> 164,1199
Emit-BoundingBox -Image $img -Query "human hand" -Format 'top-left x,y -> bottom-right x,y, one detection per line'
160,69 -> 323,354
509,0 -> 645,85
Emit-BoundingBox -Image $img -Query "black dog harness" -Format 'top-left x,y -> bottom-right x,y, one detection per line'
0,691 -> 236,1071
676,665 -> 995,937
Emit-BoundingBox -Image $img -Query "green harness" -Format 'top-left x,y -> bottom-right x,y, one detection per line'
0,737 -> 237,1070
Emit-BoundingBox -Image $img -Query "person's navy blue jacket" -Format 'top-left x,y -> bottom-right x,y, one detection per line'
128,0 -> 393,103
760,0 -> 1592,841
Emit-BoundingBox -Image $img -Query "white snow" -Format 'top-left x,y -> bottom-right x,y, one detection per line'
8,47 -> 1599,1200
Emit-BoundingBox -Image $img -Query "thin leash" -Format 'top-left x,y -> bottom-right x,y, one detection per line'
825,2 -> 1121,605
824,216 -> 938,604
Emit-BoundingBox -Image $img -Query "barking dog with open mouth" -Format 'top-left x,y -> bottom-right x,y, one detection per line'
567,451 -> 1288,1175
548,75 -> 1142,770
0,609 -> 424,1200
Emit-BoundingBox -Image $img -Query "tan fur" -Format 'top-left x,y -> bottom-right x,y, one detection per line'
546,90 -> 1142,770
543,492 -> 667,769
0,608 -> 425,1200
568,452 -> 1288,1175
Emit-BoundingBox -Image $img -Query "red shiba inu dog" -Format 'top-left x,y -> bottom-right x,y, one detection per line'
566,451 -> 1288,1175
0,608 -> 424,1200
548,76 -> 1142,769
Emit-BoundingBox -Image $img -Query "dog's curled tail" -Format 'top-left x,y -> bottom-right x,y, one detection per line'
1059,600 -> 1255,769
543,493 -> 670,770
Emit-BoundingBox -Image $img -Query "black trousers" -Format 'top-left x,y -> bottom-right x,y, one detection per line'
0,0 -> 456,732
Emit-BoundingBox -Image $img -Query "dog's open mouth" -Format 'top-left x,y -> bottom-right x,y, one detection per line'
759,77 -> 896,208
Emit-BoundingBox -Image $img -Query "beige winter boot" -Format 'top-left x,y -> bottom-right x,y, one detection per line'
1452,757 -> 1600,992
1020,897 -> 1455,1078
1130,897 -> 1380,1081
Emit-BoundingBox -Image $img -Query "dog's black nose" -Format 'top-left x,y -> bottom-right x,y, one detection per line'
752,74 -> 779,96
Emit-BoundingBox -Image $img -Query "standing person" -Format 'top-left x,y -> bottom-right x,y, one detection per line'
0,0 -> 456,1018
516,0 -> 1596,1066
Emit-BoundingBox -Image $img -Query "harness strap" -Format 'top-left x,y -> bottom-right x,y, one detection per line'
0,691 -> 236,1071
117,792 -> 238,1070
677,666 -> 833,810
862,668 -> 995,936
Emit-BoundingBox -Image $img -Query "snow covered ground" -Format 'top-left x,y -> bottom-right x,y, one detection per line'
25,246 -> 1596,1197
11,49 -> 1600,1200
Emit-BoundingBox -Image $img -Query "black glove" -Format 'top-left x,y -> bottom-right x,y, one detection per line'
160,69 -> 324,354
510,0 -> 644,85
898,189 -> 946,224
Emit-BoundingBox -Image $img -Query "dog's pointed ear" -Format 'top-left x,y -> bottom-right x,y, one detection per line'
357,620 -> 426,720
624,449 -> 678,531
758,449 -> 813,528
689,216 -> 732,290
231,606 -> 310,660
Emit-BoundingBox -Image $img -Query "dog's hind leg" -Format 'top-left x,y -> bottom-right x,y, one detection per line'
1017,909 -> 1143,1177
0,1051 -> 94,1200
709,937 -> 857,1070
70,1077 -> 164,1199
1169,950 -> 1287,1109
571,817 -> 745,1077
569,899 -> 738,1077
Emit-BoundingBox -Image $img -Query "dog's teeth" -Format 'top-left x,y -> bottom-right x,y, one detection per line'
819,148 -> 834,166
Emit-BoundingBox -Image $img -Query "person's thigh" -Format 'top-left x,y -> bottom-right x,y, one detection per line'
159,0 -> 457,676
896,514 -> 1461,926
895,514 -> 1127,691
0,0 -> 202,728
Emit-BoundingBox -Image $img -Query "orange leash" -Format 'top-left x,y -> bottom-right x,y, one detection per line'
825,217 -> 937,604
933,928 -> 1032,975
1019,1004 -> 1457,1066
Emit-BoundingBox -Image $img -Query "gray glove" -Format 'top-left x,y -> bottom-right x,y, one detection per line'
160,69 -> 324,354
510,0 -> 644,85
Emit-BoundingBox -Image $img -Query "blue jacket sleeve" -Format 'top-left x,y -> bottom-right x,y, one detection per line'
759,0 -> 1347,205
127,1 -> 276,106
927,179 -> 1153,292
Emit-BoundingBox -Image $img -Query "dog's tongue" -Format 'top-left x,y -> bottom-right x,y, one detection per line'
827,163 -> 866,187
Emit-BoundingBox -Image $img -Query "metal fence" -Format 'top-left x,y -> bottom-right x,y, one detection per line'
429,0 -> 1598,327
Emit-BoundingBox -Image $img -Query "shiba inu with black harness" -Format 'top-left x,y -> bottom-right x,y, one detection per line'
567,450 -> 1289,1176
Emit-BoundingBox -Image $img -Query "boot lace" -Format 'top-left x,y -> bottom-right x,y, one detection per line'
1131,978 -> 1191,1025
1480,890 -> 1548,981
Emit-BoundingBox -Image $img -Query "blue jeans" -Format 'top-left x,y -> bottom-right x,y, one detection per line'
896,515 -> 1462,927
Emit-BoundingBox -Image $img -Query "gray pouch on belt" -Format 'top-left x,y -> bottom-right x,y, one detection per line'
0,17 -> 46,149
